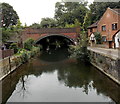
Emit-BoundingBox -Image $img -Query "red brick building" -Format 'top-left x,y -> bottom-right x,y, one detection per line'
88,7 -> 120,48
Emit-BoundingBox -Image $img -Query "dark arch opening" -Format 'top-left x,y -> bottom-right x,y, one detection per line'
35,34 -> 75,50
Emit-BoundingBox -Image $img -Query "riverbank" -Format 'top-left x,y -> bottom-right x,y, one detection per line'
88,47 -> 120,85
0,47 -> 40,80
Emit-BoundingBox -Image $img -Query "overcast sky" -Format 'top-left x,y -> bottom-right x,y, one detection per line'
0,0 -> 94,26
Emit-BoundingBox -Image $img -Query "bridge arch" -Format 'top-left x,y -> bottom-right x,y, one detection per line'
35,34 -> 75,45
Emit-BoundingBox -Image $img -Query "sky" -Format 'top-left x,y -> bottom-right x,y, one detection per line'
0,0 -> 94,26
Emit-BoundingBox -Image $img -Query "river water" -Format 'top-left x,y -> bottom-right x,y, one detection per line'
2,48 -> 120,103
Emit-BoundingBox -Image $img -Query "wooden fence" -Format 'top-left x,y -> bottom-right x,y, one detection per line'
0,49 -> 14,59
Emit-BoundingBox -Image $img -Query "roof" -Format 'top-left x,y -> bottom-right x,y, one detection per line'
114,29 -> 120,36
87,21 -> 99,29
112,8 -> 120,15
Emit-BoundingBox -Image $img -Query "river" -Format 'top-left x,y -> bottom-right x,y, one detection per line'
1,48 -> 120,103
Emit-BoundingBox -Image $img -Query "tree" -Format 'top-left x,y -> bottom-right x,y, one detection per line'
24,38 -> 34,51
1,3 -> 19,28
29,23 -> 41,29
1,28 -> 12,42
54,2 -> 88,27
65,19 -> 81,28
40,18 -> 58,28
14,19 -> 24,48
94,32 -> 102,44
89,2 -> 120,23
82,11 -> 92,31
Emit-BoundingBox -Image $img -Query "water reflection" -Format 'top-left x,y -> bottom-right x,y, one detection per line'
39,48 -> 69,62
1,48 -> 120,103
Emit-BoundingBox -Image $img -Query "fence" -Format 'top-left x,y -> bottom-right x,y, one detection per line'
0,49 -> 14,59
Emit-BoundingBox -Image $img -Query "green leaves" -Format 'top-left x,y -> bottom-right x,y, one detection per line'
55,2 -> 88,27
40,18 -> 58,28
89,2 -> 120,23
24,38 -> 34,51
94,32 -> 102,44
9,43 -> 18,53
1,3 -> 19,28
1,28 -> 13,43
69,31 -> 89,63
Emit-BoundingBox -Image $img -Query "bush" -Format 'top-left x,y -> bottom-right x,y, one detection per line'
9,43 -> 18,53
24,38 -> 34,51
69,31 -> 89,63
94,32 -> 102,44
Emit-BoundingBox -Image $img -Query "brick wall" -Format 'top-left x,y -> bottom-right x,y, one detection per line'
98,8 -> 120,41
88,27 -> 97,37
21,28 -> 79,42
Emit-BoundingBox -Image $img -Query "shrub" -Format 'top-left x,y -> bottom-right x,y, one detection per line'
24,38 -> 34,51
69,31 -> 89,63
22,52 -> 29,63
9,43 -> 18,53
94,32 -> 102,44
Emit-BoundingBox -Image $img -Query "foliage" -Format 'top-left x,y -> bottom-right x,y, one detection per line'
89,2 -> 120,23
16,47 -> 40,63
69,31 -> 89,63
24,38 -> 34,51
65,19 -> 81,28
21,52 -> 29,63
1,28 -> 15,43
40,18 -> 58,28
0,3 -> 19,28
10,43 -> 18,53
55,2 -> 88,27
1,19 -> 23,43
29,23 -> 41,29
94,32 -> 102,44
82,11 -> 92,31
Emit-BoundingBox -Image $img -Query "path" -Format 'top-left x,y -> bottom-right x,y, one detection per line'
88,47 -> 120,60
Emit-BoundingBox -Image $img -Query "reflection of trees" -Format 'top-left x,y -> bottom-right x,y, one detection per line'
57,62 -> 120,103
57,62 -> 93,94
2,50 -> 120,103
15,75 -> 30,99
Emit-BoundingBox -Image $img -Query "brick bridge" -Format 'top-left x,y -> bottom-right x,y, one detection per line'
22,27 -> 80,44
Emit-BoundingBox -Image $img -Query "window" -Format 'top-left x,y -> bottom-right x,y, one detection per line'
112,23 -> 117,30
90,28 -> 92,32
118,38 -> 119,42
102,36 -> 107,42
102,25 -> 106,31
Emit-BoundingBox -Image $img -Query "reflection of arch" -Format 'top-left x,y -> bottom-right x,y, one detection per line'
113,30 -> 120,49
35,34 -> 75,44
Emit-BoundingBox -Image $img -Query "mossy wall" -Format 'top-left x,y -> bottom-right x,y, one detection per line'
0,48 -> 39,80
89,50 -> 120,85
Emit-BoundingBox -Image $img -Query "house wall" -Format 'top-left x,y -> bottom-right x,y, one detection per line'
115,31 -> 120,48
88,27 -> 97,37
97,8 -> 120,42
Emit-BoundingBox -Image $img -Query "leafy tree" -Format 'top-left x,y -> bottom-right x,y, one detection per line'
30,23 -> 41,29
1,3 -> 19,28
0,3 -> 20,43
1,28 -> 14,43
94,32 -> 102,44
54,2 -> 88,27
82,11 -> 92,31
40,18 -> 58,28
9,43 -> 18,53
69,31 -> 89,63
24,38 -> 34,51
89,2 -> 120,23
65,19 -> 81,28
24,23 -> 27,28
